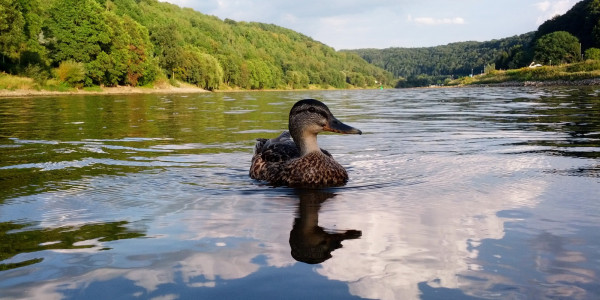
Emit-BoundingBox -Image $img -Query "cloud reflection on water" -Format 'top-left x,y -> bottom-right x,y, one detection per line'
317,153 -> 548,299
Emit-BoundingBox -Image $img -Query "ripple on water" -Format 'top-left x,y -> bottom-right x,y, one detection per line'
1,88 -> 600,300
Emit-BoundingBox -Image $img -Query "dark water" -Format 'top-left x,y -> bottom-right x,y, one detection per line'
1,87 -> 599,299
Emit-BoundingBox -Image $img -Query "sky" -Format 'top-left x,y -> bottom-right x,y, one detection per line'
160,0 -> 579,50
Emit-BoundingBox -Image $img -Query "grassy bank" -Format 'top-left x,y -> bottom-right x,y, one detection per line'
0,73 -> 73,92
0,72 -> 211,97
448,60 -> 600,86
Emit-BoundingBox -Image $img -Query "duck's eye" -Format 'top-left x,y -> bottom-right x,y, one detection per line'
308,107 -> 316,113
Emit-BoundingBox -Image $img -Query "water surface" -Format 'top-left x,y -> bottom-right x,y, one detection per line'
1,88 -> 599,299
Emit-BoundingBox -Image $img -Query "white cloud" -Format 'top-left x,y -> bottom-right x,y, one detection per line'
534,0 -> 578,24
409,16 -> 466,25
535,1 -> 552,11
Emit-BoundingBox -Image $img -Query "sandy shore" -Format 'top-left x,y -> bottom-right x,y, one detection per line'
0,85 -> 208,98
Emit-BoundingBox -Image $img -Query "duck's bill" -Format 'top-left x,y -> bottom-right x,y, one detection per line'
324,117 -> 362,135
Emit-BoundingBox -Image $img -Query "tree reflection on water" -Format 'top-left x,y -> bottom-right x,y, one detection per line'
0,221 -> 144,271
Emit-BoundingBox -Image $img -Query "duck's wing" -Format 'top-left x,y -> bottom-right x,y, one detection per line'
250,131 -> 300,181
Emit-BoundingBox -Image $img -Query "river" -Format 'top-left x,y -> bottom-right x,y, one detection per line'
1,87 -> 599,299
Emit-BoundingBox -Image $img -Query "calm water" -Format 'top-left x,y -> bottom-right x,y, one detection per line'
1,88 -> 599,300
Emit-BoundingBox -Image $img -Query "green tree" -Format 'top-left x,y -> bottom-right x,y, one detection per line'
584,47 -> 600,60
218,53 -> 242,86
150,23 -> 184,78
172,47 -> 223,90
44,0 -> 111,64
89,13 -> 158,86
122,17 -> 159,86
246,59 -> 274,89
285,70 -> 309,89
16,0 -> 49,68
0,0 -> 25,67
534,31 -> 581,64
195,52 -> 223,90
346,72 -> 366,87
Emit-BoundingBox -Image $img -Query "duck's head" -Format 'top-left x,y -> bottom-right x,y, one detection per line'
288,99 -> 361,155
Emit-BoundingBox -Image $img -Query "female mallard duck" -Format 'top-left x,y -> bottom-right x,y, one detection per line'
250,99 -> 362,187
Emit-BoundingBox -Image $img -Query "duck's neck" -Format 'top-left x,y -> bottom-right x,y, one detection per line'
295,132 -> 321,156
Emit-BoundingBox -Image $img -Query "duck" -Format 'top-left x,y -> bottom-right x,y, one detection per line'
250,99 -> 362,187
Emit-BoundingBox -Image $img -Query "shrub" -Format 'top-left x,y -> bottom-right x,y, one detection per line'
584,48 -> 600,60
0,73 -> 34,90
56,61 -> 86,87
566,60 -> 600,72
23,64 -> 49,85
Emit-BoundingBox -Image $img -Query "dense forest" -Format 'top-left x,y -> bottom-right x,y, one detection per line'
348,0 -> 600,87
0,0 -> 394,90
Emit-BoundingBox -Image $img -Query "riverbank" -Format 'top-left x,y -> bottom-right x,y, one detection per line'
0,85 -> 208,98
471,78 -> 600,87
447,60 -> 600,88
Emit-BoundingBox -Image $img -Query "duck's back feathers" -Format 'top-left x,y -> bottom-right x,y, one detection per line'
250,131 -> 299,183
258,131 -> 299,162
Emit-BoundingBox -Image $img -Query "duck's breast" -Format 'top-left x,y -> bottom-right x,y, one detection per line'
284,152 -> 348,187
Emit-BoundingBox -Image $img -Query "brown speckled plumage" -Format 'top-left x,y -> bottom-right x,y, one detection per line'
283,151 -> 348,186
249,99 -> 361,187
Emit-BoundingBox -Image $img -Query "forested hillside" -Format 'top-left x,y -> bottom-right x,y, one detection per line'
349,0 -> 600,87
0,0 -> 394,90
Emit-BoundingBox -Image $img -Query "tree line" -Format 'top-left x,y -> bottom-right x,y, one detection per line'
0,0 -> 394,90
346,33 -> 535,87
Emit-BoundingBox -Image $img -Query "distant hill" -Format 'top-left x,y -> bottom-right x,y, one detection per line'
0,0 -> 394,90
347,0 -> 600,87
346,33 -> 534,79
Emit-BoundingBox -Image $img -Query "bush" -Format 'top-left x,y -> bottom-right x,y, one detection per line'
566,60 -> 600,72
285,70 -> 309,89
168,77 -> 180,87
56,61 -> 86,87
23,64 -> 49,85
0,73 -> 34,90
346,72 -> 366,87
172,48 -> 224,90
584,48 -> 600,60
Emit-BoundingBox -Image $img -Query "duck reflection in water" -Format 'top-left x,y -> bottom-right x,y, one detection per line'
289,190 -> 362,264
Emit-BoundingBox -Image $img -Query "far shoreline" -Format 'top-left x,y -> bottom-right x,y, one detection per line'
2,78 -> 600,98
467,78 -> 600,87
